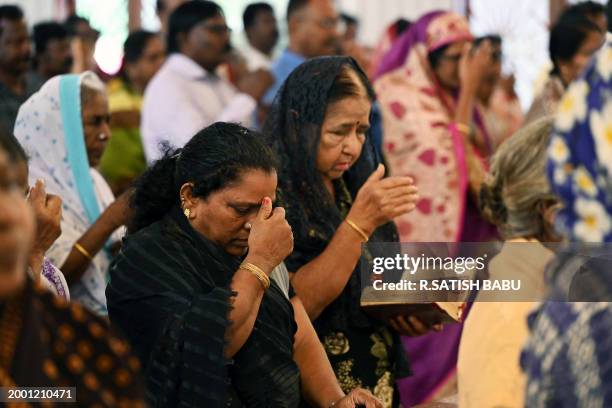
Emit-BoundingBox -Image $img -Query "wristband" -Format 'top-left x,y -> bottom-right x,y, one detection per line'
240,262 -> 271,290
345,218 -> 369,242
74,242 -> 93,260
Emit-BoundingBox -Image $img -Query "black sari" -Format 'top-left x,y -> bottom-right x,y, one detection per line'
106,206 -> 300,407
263,56 -> 410,407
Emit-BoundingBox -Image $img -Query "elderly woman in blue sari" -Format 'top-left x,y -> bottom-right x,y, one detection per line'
522,41 -> 612,407
14,72 -> 131,315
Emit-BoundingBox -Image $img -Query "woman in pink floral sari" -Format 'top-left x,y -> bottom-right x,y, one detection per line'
374,11 -> 498,406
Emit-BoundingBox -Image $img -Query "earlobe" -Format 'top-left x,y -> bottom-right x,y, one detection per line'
179,183 -> 196,219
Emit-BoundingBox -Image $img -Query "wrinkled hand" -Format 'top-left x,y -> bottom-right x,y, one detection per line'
459,40 -> 493,94
348,164 -> 419,236
27,179 -> 62,255
334,388 -> 384,408
388,315 -> 443,337
246,197 -> 294,273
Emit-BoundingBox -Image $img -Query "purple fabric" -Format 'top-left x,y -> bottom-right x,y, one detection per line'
373,11 -> 445,80
398,324 -> 464,406
460,195 -> 499,242
41,258 -> 68,300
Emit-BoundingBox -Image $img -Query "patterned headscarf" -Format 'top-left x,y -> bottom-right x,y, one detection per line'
374,11 -> 490,243
374,10 -> 472,80
14,72 -> 120,315
547,41 -> 612,243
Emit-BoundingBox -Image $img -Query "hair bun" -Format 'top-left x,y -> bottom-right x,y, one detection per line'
479,182 -> 508,225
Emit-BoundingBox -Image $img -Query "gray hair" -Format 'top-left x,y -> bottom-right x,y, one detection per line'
479,116 -> 559,241
79,71 -> 106,106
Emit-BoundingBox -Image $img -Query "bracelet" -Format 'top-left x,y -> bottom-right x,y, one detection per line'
240,262 -> 271,290
454,122 -> 472,136
345,218 -> 369,242
74,242 -> 93,260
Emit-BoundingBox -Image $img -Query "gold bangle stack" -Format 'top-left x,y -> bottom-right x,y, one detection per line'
74,242 -> 93,260
345,218 -> 369,242
240,262 -> 270,290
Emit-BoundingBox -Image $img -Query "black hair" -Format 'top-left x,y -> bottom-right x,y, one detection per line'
167,1 -> 222,54
0,5 -> 24,37
286,0 -> 309,22
340,13 -> 358,26
124,30 -> 157,64
427,43 -> 450,69
393,18 -> 411,37
33,22 -> 69,55
327,63 -> 374,104
474,34 -> 502,47
130,122 -> 278,233
549,12 -> 602,77
608,0 -> 612,33
243,2 -> 274,30
0,134 -> 27,164
564,1 -> 606,20
64,14 -> 89,36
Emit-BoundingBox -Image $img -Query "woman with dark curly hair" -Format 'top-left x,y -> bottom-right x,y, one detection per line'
107,122 -> 383,407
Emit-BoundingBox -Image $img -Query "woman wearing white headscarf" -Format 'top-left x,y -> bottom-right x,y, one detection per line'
14,71 -> 131,316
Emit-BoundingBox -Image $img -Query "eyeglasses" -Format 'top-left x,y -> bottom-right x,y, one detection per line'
317,17 -> 339,30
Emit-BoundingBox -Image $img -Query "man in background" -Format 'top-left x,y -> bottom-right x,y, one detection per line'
340,12 -> 358,42
242,2 -> 278,72
29,22 -> 73,90
141,0 -> 272,162
0,5 -> 35,137
261,0 -> 339,108
64,14 -> 100,74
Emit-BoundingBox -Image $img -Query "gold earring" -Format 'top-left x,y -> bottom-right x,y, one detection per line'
184,208 -> 191,218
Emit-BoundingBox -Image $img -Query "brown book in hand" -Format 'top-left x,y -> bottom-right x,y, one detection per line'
361,301 -> 464,326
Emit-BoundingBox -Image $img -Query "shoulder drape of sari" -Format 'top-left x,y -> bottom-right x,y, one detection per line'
374,12 -> 496,406
375,49 -> 469,243
374,12 -> 494,243
107,208 -> 234,407
107,206 -> 299,407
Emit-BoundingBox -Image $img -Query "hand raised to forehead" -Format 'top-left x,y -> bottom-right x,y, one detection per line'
246,197 -> 294,274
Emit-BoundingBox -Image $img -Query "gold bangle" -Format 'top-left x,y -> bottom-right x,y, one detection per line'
455,122 -> 472,136
240,262 -> 270,290
345,218 -> 369,242
74,242 -> 93,260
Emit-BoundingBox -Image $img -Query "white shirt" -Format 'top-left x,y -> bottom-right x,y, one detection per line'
241,42 -> 273,71
141,53 -> 257,162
